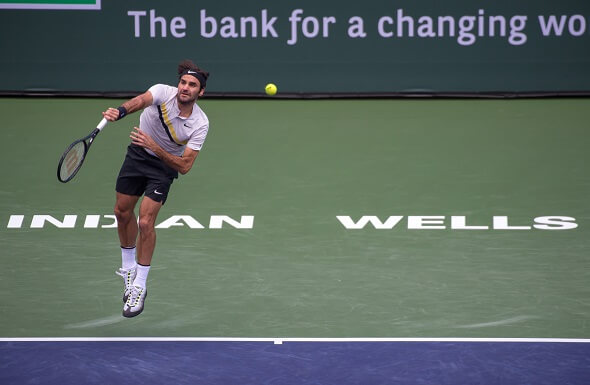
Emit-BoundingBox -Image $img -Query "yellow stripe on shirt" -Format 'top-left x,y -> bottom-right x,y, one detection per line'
160,103 -> 188,145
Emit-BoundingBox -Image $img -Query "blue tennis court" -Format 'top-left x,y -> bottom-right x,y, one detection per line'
2,338 -> 589,384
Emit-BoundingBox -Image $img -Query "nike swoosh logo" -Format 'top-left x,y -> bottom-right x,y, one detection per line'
183,123 -> 190,128
154,190 -> 163,195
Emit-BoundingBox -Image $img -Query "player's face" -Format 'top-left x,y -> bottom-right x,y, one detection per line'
177,75 -> 204,104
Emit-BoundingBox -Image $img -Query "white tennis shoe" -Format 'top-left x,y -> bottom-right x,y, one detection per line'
115,267 -> 137,303
123,285 -> 147,318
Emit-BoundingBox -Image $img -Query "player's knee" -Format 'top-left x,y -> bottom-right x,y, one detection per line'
114,205 -> 133,222
138,216 -> 155,233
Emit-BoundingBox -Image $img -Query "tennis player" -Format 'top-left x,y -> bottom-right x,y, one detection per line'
102,59 -> 210,317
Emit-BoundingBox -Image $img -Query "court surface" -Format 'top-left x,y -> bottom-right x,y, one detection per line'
1,97 -> 589,383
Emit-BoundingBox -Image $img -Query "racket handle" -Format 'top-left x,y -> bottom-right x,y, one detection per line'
97,118 -> 108,131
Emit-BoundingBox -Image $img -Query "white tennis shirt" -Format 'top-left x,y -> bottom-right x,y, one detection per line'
139,84 -> 209,157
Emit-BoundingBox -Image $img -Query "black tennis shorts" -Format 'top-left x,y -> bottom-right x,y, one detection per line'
116,144 -> 178,204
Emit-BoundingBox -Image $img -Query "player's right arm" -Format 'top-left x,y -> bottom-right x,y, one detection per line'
102,91 -> 154,122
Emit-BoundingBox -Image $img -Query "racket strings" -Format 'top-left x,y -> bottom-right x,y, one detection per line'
59,141 -> 86,181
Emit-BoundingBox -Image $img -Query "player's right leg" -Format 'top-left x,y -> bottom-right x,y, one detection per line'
114,192 -> 140,302
114,192 -> 140,247
114,144 -> 150,305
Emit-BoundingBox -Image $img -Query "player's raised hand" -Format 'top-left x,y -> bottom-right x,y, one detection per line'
102,107 -> 121,122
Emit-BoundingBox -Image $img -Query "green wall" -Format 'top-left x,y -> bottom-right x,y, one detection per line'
0,0 -> 588,94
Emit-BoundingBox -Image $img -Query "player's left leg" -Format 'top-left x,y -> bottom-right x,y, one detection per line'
123,196 -> 163,318
136,195 -> 163,267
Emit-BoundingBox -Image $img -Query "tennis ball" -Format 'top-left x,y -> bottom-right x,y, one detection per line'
265,83 -> 277,96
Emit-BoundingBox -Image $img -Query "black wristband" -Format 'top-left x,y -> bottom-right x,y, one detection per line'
116,106 -> 128,120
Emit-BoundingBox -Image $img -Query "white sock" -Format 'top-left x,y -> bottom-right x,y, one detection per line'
121,246 -> 137,270
134,264 -> 151,289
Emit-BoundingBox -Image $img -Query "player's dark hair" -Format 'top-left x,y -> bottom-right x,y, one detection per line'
177,59 -> 209,89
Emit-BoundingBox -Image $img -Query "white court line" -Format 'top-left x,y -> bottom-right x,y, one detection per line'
1,337 -> 589,343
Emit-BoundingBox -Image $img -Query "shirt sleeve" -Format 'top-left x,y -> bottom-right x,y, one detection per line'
187,123 -> 209,151
147,84 -> 169,106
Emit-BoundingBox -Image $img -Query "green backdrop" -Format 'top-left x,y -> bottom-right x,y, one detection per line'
0,0 -> 589,95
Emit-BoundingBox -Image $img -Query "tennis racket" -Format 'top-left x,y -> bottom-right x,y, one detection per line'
57,118 -> 108,183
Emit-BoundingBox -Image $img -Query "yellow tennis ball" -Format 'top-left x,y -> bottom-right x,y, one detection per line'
265,83 -> 277,96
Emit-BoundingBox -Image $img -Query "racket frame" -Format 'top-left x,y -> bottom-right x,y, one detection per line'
57,118 -> 108,183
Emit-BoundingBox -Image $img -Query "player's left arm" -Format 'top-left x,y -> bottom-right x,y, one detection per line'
130,127 -> 199,175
